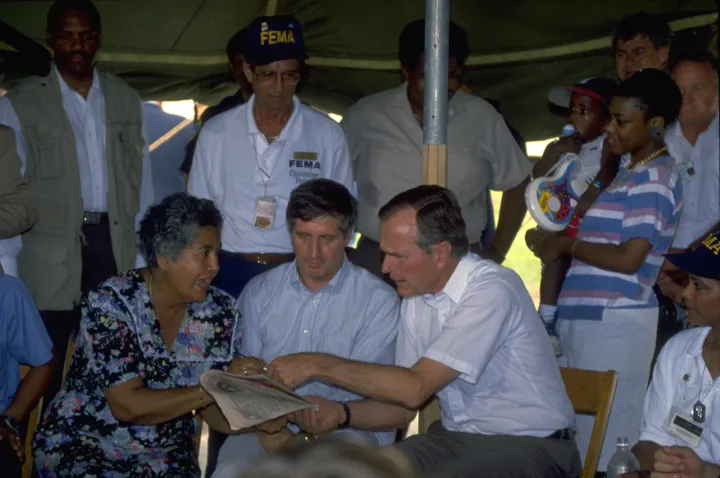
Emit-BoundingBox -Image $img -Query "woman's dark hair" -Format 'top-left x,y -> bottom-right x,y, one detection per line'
46,0 -> 102,33
613,69 -> 682,126
378,185 -> 469,257
138,193 -> 223,268
398,19 -> 469,72
286,179 -> 357,236
612,11 -> 671,53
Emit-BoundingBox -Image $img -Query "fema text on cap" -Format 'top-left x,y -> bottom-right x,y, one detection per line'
260,30 -> 295,46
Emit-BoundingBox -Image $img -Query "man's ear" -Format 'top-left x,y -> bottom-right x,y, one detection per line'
243,62 -> 253,85
401,65 -> 410,83
658,45 -> 670,69
431,241 -> 453,268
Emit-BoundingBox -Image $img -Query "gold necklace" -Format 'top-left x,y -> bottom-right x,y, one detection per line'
605,145 -> 668,192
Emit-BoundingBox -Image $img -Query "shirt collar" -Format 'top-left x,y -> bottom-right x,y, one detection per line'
53,63 -> 101,97
667,114 -> 720,145
422,254 -> 474,308
581,133 -> 605,152
290,256 -> 351,291
246,94 -> 302,141
685,327 -> 712,359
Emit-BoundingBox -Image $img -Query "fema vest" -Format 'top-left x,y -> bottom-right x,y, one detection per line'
6,69 -> 143,310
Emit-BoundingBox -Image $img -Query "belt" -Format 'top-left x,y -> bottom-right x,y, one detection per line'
221,250 -> 293,265
82,212 -> 109,225
547,428 -> 573,440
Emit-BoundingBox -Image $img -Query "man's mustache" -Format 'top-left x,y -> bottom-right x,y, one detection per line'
61,51 -> 90,59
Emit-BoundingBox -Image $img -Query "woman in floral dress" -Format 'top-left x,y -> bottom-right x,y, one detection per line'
33,193 -> 263,477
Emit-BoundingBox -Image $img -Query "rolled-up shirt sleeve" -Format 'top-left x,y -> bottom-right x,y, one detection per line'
423,280 -> 511,384
487,112 -> 532,191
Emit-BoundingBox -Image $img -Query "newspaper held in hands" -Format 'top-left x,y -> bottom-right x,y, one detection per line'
200,370 -> 318,431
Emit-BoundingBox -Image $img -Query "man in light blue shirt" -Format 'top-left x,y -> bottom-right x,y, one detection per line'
212,179 -> 400,478
0,274 -> 54,477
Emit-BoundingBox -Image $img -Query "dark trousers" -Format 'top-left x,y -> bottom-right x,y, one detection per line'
393,421 -> 581,478
205,250 -> 292,478
0,437 -> 22,478
39,221 -> 118,412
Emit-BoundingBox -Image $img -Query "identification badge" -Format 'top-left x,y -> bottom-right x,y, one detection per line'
668,407 -> 704,447
293,152 -> 318,161
253,196 -> 276,230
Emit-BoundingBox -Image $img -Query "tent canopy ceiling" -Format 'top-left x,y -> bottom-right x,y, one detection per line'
1,0 -> 717,140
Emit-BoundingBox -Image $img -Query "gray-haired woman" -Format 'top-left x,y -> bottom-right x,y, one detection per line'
32,193 -> 263,477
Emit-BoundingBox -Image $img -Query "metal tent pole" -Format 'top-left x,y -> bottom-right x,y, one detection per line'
422,0 -> 450,187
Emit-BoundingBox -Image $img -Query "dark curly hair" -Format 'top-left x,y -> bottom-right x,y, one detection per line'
138,193 -> 223,268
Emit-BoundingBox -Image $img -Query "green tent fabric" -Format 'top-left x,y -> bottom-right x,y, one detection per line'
1,0 -> 717,140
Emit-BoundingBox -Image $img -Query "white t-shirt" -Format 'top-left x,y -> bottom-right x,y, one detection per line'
639,327 -> 719,464
395,253 -> 575,437
188,95 -> 353,253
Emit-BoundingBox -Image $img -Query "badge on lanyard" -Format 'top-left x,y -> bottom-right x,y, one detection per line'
668,406 -> 704,447
253,196 -> 277,230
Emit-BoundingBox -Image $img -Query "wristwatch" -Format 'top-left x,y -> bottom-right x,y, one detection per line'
0,415 -> 20,436
337,402 -> 351,429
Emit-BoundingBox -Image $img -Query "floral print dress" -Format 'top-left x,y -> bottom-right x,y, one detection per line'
33,270 -> 241,477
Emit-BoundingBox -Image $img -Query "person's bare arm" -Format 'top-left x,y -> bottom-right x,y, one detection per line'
270,355 -> 459,410
528,229 -> 652,275
489,178 -> 529,262
1,355 -> 55,421
565,237 -> 652,274
104,378 -> 214,425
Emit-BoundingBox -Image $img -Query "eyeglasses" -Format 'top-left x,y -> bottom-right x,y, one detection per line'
253,69 -> 301,85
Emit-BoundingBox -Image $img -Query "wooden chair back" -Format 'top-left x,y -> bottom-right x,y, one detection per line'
560,367 -> 618,478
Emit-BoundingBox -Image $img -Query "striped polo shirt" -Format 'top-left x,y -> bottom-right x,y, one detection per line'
558,154 -> 683,320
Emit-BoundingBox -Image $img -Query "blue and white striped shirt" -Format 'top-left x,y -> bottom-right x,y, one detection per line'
239,258 -> 401,444
559,154 -> 683,320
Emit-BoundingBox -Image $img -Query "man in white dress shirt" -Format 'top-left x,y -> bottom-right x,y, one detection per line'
0,0 -> 153,408
269,185 -> 580,477
188,15 -> 352,300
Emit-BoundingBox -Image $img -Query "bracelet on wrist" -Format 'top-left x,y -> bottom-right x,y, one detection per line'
337,402 -> 351,429
591,179 -> 604,189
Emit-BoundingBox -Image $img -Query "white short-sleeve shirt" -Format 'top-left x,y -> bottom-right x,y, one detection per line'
395,253 -> 575,437
666,115 -> 720,249
638,327 -> 719,464
341,85 -> 532,244
188,95 -> 353,253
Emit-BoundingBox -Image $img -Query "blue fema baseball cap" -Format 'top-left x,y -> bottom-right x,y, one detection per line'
665,225 -> 720,281
243,15 -> 308,67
